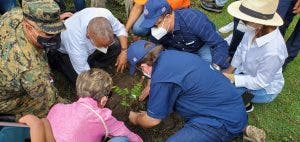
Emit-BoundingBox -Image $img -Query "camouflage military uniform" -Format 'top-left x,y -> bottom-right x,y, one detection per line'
0,0 -> 65,118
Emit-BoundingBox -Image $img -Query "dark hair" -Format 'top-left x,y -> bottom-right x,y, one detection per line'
255,25 -> 276,38
136,43 -> 163,67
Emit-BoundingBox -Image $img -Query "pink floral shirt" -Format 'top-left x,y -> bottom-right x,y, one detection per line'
47,97 -> 143,142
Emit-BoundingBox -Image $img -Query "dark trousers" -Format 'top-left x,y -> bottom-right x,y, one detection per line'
48,38 -> 121,85
278,0 -> 300,65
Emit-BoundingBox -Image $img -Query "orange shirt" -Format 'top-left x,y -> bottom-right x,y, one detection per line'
134,0 -> 190,10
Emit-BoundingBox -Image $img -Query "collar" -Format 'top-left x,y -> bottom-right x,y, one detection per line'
77,97 -> 98,107
173,11 -> 181,32
255,28 -> 279,47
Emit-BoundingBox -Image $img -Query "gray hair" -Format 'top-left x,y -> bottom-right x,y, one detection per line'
87,17 -> 114,43
76,68 -> 113,101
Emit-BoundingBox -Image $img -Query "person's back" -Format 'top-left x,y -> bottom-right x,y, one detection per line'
47,69 -> 142,142
150,50 -> 247,134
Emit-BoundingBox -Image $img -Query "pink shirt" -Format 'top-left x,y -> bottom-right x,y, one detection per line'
47,97 -> 143,142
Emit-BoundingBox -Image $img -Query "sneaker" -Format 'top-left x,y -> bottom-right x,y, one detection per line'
243,125 -> 266,142
219,22 -> 234,33
246,103 -> 254,113
200,0 -> 224,13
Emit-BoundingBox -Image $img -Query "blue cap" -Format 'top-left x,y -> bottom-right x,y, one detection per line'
141,0 -> 171,28
127,40 -> 156,75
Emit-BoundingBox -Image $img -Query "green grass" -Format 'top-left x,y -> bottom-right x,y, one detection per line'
64,0 -> 300,141
192,1 -> 300,141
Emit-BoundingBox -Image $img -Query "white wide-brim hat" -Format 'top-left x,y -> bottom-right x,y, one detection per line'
227,0 -> 283,26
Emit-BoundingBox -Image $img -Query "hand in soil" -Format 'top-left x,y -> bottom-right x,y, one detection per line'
129,111 -> 140,125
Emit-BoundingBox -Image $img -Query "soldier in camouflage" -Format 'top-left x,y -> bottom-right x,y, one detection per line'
0,0 -> 66,118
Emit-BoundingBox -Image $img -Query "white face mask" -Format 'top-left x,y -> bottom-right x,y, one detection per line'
141,66 -> 151,79
237,20 -> 256,33
245,24 -> 256,32
142,71 -> 151,79
236,20 -> 248,32
151,18 -> 169,40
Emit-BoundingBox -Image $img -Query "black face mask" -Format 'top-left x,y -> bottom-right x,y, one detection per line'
37,33 -> 61,50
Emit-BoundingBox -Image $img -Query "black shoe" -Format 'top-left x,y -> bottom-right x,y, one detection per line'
200,0 -> 224,12
242,91 -> 254,105
245,103 -> 254,113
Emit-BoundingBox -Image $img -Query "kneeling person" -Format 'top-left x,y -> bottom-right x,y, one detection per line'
48,8 -> 128,85
127,40 -> 247,141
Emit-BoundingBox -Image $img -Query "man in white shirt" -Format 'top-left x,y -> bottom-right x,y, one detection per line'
48,8 -> 128,84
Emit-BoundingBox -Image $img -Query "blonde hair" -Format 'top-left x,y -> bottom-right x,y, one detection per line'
76,68 -> 113,101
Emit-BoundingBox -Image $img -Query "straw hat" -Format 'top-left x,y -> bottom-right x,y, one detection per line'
227,0 -> 283,26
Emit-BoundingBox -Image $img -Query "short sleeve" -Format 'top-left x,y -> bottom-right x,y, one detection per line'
147,82 -> 182,119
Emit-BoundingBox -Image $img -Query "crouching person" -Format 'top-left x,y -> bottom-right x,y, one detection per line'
19,68 -> 143,142
127,40 -> 264,141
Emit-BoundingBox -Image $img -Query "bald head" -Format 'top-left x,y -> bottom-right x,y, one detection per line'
87,17 -> 114,47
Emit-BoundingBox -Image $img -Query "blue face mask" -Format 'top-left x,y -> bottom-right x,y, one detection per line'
37,33 -> 61,50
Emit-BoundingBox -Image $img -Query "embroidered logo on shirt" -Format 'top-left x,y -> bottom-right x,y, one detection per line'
162,7 -> 166,13
133,57 -> 137,63
144,8 -> 149,15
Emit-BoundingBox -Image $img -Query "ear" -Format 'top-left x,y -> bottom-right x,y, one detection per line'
98,96 -> 108,108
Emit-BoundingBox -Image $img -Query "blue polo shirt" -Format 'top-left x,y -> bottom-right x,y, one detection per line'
150,8 -> 229,68
147,50 -> 247,134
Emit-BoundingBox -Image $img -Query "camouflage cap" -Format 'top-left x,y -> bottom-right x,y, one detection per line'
22,0 -> 66,34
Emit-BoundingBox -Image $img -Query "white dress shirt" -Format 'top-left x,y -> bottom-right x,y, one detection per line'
231,28 -> 288,95
58,8 -> 128,74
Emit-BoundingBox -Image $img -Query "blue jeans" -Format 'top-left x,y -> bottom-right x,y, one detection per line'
236,87 -> 279,103
215,0 -> 228,6
166,123 -> 241,142
278,0 -> 300,64
197,44 -> 212,63
107,136 -> 128,142
0,0 -> 17,15
74,0 -> 85,11
131,14 -> 150,36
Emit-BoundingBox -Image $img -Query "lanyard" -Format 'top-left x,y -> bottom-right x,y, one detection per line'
79,103 -> 109,140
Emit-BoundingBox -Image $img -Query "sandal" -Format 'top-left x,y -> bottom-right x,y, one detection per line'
243,125 -> 266,142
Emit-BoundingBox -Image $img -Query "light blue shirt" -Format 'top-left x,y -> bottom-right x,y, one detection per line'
231,28 -> 288,94
59,8 -> 127,74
